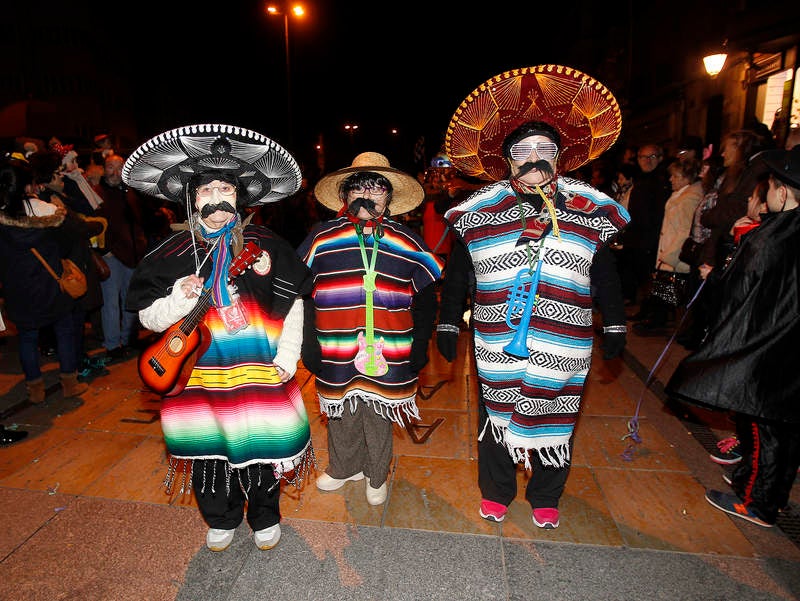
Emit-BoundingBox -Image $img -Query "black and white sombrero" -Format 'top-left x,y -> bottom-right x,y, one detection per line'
122,124 -> 302,206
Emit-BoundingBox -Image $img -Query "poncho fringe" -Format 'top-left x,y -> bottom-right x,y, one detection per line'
479,416 -> 571,470
164,443 -> 316,496
320,391 -> 420,426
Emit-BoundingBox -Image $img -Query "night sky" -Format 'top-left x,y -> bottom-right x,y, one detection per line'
98,0 -> 628,173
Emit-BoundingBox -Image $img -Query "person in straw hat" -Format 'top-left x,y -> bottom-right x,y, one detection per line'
667,145 -> 800,528
298,152 -> 444,506
435,65 -> 630,529
123,124 -> 314,552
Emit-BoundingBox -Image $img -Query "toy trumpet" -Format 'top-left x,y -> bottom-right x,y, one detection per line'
503,260 -> 543,358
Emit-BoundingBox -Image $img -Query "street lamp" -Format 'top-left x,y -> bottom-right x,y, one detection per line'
344,123 -> 359,145
266,3 -> 305,145
703,39 -> 728,77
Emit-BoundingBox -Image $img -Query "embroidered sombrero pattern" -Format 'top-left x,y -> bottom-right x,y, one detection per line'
122,123 -> 302,206
445,65 -> 622,181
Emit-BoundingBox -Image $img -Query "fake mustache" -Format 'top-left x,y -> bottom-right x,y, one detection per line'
348,197 -> 379,217
200,201 -> 236,218
517,160 -> 555,179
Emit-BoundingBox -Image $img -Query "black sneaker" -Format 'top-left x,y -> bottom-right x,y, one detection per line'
705,489 -> 773,527
710,436 -> 741,465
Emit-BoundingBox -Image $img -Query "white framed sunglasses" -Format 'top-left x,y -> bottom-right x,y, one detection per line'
509,140 -> 559,162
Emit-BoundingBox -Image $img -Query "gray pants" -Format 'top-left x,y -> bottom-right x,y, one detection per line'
326,401 -> 393,488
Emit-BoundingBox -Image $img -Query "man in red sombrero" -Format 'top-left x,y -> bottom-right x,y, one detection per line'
436,65 -> 630,529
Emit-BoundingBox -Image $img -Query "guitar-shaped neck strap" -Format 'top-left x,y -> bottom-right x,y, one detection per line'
354,225 -> 388,377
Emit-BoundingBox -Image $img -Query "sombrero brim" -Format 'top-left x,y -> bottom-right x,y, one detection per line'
122,124 -> 302,206
314,165 -> 424,216
445,65 -> 622,181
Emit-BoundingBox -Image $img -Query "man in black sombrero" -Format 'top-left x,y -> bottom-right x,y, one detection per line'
298,152 -> 444,506
436,65 -> 630,529
123,124 -> 314,552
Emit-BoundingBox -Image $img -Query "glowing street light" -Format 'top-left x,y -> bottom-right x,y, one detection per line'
266,3 -> 305,145
344,123 -> 359,145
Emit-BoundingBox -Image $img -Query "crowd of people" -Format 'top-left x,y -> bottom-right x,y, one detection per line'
1,61 -> 798,541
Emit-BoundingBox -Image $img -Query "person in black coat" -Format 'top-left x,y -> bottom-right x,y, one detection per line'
666,145 -> 800,528
0,155 -> 89,402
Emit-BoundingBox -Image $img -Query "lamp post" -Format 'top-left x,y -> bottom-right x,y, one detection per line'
344,123 -> 359,146
266,3 -> 305,146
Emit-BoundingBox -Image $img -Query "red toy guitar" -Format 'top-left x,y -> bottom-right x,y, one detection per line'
138,241 -> 261,396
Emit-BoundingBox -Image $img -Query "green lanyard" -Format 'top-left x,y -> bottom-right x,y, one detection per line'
354,226 -> 388,376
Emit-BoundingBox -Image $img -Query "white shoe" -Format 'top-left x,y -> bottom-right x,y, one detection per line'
206,528 -> 235,552
316,471 -> 364,491
365,478 -> 388,505
253,523 -> 281,550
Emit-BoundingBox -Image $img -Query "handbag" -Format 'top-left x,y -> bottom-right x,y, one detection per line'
648,267 -> 688,307
679,237 -> 701,266
30,248 -> 88,299
91,250 -> 111,281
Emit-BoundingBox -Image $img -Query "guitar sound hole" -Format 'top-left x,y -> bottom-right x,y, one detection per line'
168,336 -> 184,354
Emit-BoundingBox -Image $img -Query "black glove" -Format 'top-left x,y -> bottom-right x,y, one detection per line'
436,327 -> 459,362
601,331 -> 626,360
409,340 -> 429,373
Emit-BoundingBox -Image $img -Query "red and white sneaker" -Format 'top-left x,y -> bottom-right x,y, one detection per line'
532,507 -> 560,529
479,499 -> 507,522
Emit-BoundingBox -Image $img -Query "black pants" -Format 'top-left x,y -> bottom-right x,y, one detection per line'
192,459 -> 280,532
477,401 -> 571,509
730,414 -> 800,523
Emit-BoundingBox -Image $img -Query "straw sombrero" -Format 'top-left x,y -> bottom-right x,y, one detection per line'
314,152 -> 424,216
445,65 -> 622,181
122,124 -> 302,206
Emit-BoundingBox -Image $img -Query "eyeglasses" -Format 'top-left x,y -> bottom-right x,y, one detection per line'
509,140 -> 559,162
637,153 -> 660,160
197,183 -> 236,197
349,185 -> 388,197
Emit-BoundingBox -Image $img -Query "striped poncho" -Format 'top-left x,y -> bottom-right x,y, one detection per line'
298,217 -> 444,424
444,178 -> 629,467
127,224 -> 314,477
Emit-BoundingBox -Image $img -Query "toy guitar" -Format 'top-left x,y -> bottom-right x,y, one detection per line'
138,241 -> 261,396
354,271 -> 388,376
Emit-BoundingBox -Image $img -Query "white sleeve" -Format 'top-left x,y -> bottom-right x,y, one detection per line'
138,276 -> 200,333
273,297 -> 303,378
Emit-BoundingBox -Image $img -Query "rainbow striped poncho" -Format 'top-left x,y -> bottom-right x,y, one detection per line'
298,217 -> 444,424
127,225 -> 314,475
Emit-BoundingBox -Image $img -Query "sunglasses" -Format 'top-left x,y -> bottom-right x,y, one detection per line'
509,140 -> 559,162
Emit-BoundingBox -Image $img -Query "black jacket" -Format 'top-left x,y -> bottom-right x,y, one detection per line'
667,208 -> 800,422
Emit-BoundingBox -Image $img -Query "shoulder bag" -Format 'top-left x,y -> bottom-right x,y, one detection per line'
30,248 -> 88,299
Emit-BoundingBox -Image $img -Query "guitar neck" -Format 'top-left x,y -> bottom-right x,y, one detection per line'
180,290 -> 214,334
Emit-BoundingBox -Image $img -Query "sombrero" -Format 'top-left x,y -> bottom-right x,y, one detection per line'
122,124 -> 302,206
314,152 -> 424,216
445,65 -> 622,181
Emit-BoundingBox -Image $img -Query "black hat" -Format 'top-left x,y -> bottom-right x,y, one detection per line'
122,124 -> 301,206
754,146 -> 800,189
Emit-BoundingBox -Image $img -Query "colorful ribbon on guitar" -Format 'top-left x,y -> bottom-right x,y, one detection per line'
203,219 -> 237,307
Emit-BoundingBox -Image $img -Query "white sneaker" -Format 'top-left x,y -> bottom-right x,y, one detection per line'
206,528 -> 235,552
316,471 -> 364,491
365,478 -> 388,505
253,523 -> 281,550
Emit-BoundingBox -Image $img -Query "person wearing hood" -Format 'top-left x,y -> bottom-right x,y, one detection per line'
0,154 -> 89,403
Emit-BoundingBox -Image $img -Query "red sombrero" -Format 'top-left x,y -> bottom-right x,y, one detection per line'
445,65 -> 622,181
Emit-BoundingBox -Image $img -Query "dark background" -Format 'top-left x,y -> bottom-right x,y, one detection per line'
79,0 -> 641,173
